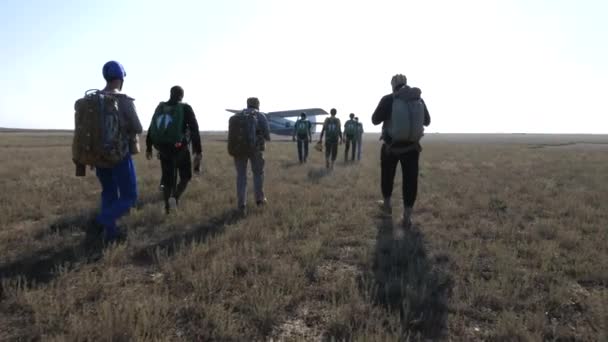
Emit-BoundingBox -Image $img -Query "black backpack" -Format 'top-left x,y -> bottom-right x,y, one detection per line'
228,110 -> 258,158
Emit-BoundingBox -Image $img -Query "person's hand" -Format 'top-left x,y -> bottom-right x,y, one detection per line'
146,150 -> 153,160
193,153 -> 202,174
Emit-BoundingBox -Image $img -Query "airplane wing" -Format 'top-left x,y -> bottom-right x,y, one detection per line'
267,108 -> 328,118
225,108 -> 328,118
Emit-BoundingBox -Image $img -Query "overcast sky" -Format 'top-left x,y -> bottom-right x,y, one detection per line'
1,0 -> 606,133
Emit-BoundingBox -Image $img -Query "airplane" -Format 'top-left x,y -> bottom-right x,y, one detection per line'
225,108 -> 328,136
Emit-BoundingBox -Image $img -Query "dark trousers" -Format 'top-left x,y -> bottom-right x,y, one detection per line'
325,141 -> 338,161
344,137 -> 357,161
160,147 -> 192,208
297,138 -> 309,162
380,145 -> 420,208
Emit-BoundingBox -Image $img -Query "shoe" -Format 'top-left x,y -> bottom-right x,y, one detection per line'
256,198 -> 268,206
402,207 -> 413,228
237,205 -> 247,217
168,197 -> 177,212
379,198 -> 392,216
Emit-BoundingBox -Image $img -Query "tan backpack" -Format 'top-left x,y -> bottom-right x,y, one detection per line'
72,89 -> 128,169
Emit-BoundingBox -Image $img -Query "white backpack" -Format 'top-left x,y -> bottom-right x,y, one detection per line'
387,91 -> 425,143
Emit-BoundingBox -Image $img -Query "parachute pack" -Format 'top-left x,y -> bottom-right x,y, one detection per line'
228,109 -> 258,158
344,119 -> 357,139
148,102 -> 186,148
324,117 -> 341,142
295,119 -> 310,138
387,91 -> 425,144
72,89 -> 128,170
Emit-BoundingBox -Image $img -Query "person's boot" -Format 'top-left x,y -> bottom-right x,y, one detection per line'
380,197 -> 392,216
402,206 -> 413,228
256,197 -> 268,207
168,197 -> 178,212
326,159 -> 330,170
237,205 -> 247,217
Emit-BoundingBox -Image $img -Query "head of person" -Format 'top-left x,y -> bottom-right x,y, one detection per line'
330,108 -> 337,116
102,61 -> 127,91
300,112 -> 307,119
247,97 -> 260,110
391,74 -> 407,92
170,85 -> 184,102
349,113 -> 355,120
355,116 -> 359,122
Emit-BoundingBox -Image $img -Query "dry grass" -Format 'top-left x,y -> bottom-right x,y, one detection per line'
0,132 -> 606,341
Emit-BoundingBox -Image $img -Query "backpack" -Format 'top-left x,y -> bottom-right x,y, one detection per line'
296,119 -> 309,137
228,109 -> 258,158
148,102 -> 185,148
324,117 -> 340,141
387,93 -> 425,143
72,89 -> 128,168
344,120 -> 357,138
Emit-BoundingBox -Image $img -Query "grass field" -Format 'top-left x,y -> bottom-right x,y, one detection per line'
0,132 -> 606,341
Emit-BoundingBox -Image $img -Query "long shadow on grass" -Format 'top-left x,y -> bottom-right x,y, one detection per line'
131,208 -> 240,265
369,217 -> 453,340
48,192 -> 163,235
0,209 -> 240,298
307,167 -> 331,183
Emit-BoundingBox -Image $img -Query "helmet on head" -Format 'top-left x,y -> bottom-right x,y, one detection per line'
330,108 -> 337,115
391,74 -> 407,91
247,97 -> 260,109
349,113 -> 355,119
300,112 -> 307,118
102,61 -> 126,82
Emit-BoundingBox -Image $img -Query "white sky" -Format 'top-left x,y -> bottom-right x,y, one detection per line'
1,0 -> 606,133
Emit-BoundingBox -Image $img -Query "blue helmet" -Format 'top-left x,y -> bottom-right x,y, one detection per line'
102,61 -> 126,82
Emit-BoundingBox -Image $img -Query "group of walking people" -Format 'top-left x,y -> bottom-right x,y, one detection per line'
74,61 -> 430,243
291,110 -> 364,168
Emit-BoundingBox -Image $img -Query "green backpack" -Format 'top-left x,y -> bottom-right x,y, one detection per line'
296,119 -> 309,136
324,117 -> 340,141
344,119 -> 357,138
148,102 -> 185,148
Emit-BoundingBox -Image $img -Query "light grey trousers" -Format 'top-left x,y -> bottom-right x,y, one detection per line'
234,152 -> 265,207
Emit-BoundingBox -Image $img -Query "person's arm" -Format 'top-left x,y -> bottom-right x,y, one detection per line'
371,95 -> 391,125
258,112 -> 271,141
184,105 -> 202,155
338,119 -> 343,143
308,121 -> 312,141
123,97 -> 143,135
422,99 -> 431,126
319,119 -> 326,142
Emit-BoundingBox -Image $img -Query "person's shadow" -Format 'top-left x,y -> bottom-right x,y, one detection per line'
369,216 -> 453,340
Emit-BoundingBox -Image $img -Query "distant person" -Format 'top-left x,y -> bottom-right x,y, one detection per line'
146,86 -> 202,214
227,97 -> 271,215
355,116 -> 364,161
319,108 -> 342,170
343,113 -> 358,163
371,74 -> 430,227
73,61 -> 143,243
292,112 -> 312,164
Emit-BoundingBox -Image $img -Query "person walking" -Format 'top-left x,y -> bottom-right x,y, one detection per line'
292,112 -> 312,164
227,97 -> 271,215
146,86 -> 202,214
371,74 -> 431,227
319,108 -> 342,170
